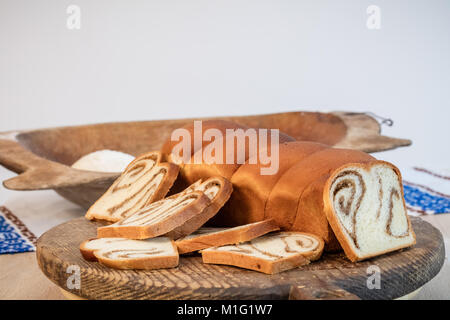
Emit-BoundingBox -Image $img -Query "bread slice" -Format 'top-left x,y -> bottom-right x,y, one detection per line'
97,191 -> 211,239
85,151 -> 179,222
323,161 -> 416,262
79,237 -> 179,270
202,232 -> 324,274
175,219 -> 280,254
165,176 -> 233,239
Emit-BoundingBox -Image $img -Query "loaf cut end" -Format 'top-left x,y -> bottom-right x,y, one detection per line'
324,162 -> 416,262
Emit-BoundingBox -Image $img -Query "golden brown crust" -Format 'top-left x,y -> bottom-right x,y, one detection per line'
175,219 -> 280,254
293,176 -> 342,251
96,191 -> 211,239
161,120 -> 249,163
180,129 -> 295,186
163,120 -> 250,192
165,177 -> 233,239
220,142 -> 328,226
323,161 -> 416,262
201,231 -> 322,274
96,253 -> 179,270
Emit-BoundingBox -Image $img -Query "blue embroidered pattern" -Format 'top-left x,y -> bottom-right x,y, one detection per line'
403,184 -> 450,214
0,214 -> 35,254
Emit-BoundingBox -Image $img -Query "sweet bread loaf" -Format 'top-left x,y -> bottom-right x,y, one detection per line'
175,219 -> 279,254
201,232 -> 324,274
79,237 -> 179,270
220,141 -> 328,226
97,191 -> 211,239
176,138 -> 415,261
165,176 -> 233,239
85,151 -> 179,222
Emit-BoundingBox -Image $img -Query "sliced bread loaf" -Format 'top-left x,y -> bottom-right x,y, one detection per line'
175,219 -> 280,254
79,237 -> 179,270
202,232 -> 324,274
85,151 -> 179,222
97,191 -> 211,239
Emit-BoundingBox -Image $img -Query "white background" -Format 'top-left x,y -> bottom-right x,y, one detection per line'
1,0 -> 449,167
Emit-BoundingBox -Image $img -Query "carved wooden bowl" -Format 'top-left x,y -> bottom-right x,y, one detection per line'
0,111 -> 411,209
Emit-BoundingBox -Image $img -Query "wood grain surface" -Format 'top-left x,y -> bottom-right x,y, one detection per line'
35,216 -> 444,300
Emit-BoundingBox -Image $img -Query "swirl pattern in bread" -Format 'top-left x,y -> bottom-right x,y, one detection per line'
324,162 -> 416,261
79,237 -> 179,270
202,232 -> 324,274
85,151 -> 179,222
97,191 -> 211,239
165,176 -> 233,239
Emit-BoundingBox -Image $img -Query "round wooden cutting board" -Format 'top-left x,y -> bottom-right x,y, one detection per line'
36,217 -> 445,300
